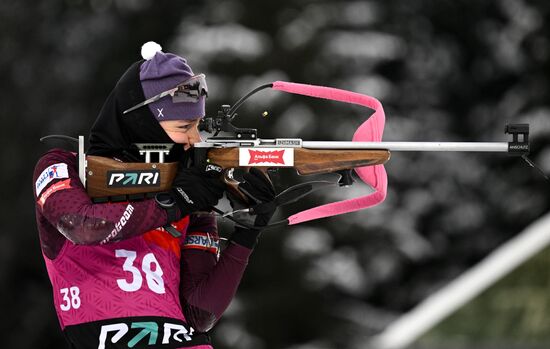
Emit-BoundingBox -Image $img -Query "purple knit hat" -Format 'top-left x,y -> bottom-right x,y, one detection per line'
138,42 -> 206,121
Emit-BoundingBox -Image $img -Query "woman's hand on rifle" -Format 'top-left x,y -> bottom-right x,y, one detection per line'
228,168 -> 277,249
168,164 -> 226,217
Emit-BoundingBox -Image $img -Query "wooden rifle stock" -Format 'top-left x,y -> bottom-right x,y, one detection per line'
206,148 -> 390,175
85,149 -> 390,200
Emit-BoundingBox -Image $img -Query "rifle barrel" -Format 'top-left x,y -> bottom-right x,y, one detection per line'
302,141 -> 509,152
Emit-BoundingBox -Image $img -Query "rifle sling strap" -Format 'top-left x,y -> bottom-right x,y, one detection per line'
163,204 -> 182,238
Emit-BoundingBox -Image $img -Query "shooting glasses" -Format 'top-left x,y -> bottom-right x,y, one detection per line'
123,74 -> 208,115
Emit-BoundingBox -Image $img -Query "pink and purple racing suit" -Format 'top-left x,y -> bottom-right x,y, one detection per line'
33,148 -> 252,349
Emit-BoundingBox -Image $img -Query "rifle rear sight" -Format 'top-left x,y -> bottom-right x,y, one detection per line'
199,104 -> 258,140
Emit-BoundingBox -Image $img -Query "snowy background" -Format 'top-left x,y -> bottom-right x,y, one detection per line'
1,0 -> 550,348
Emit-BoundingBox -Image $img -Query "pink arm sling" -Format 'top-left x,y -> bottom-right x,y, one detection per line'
271,81 -> 388,225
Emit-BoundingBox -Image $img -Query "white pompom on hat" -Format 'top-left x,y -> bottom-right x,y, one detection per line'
141,41 -> 163,60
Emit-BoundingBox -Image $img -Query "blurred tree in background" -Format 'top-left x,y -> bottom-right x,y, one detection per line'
1,0 -> 549,348
421,244 -> 550,349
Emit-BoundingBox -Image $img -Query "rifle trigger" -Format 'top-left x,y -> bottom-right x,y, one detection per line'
337,170 -> 355,187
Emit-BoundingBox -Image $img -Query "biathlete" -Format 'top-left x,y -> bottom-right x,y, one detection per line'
33,42 -> 274,349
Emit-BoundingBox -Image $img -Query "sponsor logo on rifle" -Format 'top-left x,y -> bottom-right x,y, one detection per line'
238,147 -> 294,167
249,149 -> 286,165
107,170 -> 160,187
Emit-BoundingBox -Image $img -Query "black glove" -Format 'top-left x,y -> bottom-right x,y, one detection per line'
229,168 -> 276,249
170,163 -> 225,216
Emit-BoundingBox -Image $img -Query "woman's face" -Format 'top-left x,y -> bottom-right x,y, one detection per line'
159,118 -> 202,151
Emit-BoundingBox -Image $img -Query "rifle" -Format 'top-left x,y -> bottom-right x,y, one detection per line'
53,81 -> 543,227
84,145 -> 390,200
